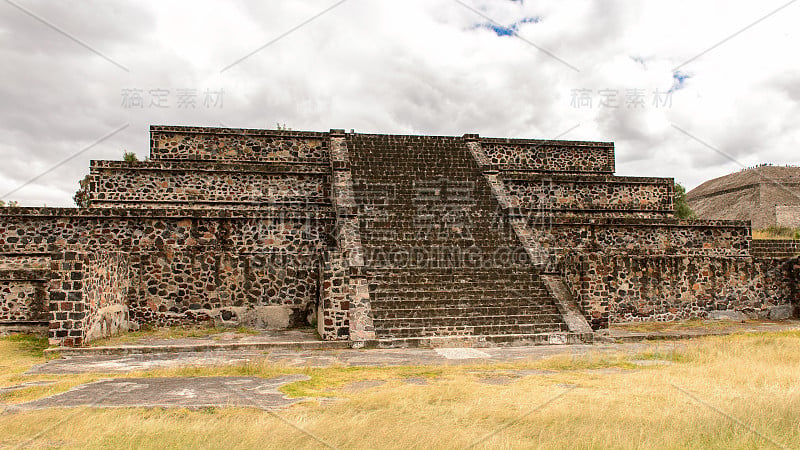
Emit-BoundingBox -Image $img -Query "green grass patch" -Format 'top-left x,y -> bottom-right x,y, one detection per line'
3,334 -> 48,357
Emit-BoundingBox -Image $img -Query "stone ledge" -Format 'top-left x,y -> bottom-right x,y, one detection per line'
500,173 -> 673,184
45,339 -> 351,356
150,125 -> 329,138
90,160 -> 331,173
479,137 -> 614,147
481,164 -> 615,174
522,215 -> 750,228
0,206 -> 335,220
0,268 -> 51,281
367,331 -> 593,348
89,199 -> 331,207
348,132 -> 463,141
519,208 -> 675,215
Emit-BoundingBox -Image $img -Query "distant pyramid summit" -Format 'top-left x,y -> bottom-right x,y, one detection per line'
687,165 -> 800,229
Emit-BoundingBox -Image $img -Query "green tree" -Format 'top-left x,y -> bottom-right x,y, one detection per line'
123,151 -> 138,162
674,182 -> 695,219
73,175 -> 91,208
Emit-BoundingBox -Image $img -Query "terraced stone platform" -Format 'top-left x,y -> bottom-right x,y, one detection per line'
0,125 -> 796,348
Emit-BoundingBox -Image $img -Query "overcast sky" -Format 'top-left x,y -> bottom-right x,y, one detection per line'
1,0 -> 798,206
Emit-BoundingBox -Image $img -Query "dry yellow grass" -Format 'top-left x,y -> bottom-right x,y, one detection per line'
611,318 -> 750,333
0,335 -> 105,406
752,226 -> 800,240
1,332 -> 799,448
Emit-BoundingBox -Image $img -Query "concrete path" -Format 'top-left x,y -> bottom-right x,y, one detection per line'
6,375 -> 308,411
48,328 -> 348,356
29,343 -> 644,375
29,320 -> 800,375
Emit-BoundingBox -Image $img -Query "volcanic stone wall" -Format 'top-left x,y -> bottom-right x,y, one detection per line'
562,252 -> 795,328
317,249 -> 351,340
502,174 -> 673,217
87,161 -> 330,209
150,126 -> 329,162
45,249 -> 131,346
0,207 -> 332,343
47,251 -> 87,346
514,212 -> 788,327
0,269 -> 48,322
475,138 -> 615,173
0,254 -> 49,324
79,251 -> 131,343
0,249 -> 50,326
465,136 -> 793,328
524,217 -> 750,258
467,138 -> 670,218
534,217 -> 791,327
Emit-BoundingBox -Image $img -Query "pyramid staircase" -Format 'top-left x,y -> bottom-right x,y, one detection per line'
346,134 -> 586,346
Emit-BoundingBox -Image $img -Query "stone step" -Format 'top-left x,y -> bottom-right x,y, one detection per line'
367,278 -> 544,287
353,190 -> 489,197
352,163 -> 472,168
365,265 -> 536,273
372,306 -> 560,319
368,271 -> 544,282
375,322 -> 569,338
359,230 -> 516,239
360,243 -> 526,251
351,174 -> 481,181
359,226 -> 515,236
360,248 -> 529,260
370,286 -> 548,296
357,207 -> 504,216
352,164 -> 473,169
371,332 -> 592,348
362,254 -> 532,264
369,266 -> 538,274
373,314 -> 565,328
368,280 -> 552,289
364,229 -> 520,237
370,298 -> 559,311
360,218 -> 505,226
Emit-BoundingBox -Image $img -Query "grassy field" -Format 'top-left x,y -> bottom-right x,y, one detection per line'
0,331 -> 799,449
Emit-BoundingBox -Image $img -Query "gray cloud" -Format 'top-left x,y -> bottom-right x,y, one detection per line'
0,0 -> 797,206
